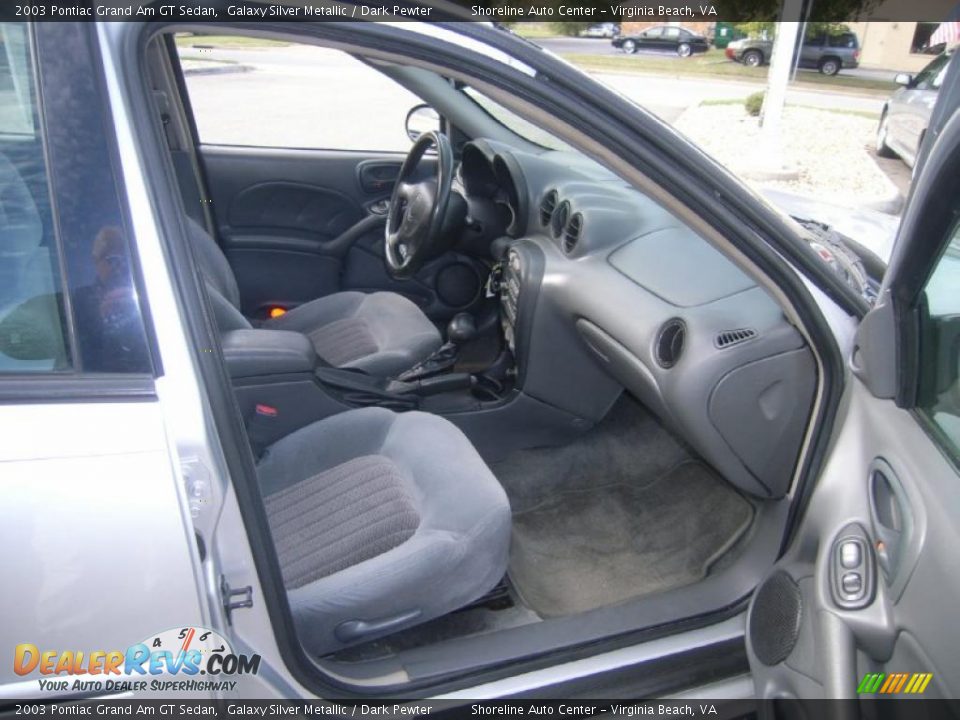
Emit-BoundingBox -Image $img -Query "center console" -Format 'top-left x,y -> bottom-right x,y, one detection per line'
500,248 -> 522,355
224,239 -> 583,461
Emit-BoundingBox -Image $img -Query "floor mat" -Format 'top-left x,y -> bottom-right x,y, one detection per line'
509,461 -> 753,617
491,394 -> 693,514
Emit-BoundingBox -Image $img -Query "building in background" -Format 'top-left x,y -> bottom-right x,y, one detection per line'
850,22 -> 951,71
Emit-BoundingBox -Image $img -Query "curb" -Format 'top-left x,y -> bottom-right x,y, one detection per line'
183,63 -> 252,77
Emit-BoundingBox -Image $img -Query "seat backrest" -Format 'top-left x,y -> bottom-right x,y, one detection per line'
185,218 -> 251,332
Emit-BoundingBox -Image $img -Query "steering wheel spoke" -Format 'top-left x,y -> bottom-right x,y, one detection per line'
384,131 -> 454,279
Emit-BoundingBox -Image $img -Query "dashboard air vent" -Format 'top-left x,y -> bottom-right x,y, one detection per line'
551,200 -> 570,239
655,319 -> 686,369
539,190 -> 558,227
563,213 -> 583,254
715,328 -> 757,349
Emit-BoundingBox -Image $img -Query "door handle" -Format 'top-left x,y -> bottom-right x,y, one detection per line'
868,458 -> 913,585
356,161 -> 401,194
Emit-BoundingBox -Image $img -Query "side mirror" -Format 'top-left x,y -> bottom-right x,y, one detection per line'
405,104 -> 440,143
895,72 -> 913,87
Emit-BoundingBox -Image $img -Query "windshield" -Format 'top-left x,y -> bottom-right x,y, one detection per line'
461,86 -> 573,152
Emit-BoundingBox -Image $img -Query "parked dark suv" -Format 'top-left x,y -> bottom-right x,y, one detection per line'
725,28 -> 861,75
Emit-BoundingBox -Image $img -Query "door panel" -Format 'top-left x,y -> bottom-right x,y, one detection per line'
201,145 -> 488,322
746,382 -> 960,700
746,51 -> 960,704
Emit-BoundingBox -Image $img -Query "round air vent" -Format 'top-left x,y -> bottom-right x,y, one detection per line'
563,213 -> 583,254
539,189 -> 558,227
551,200 -> 570,239
655,318 -> 686,368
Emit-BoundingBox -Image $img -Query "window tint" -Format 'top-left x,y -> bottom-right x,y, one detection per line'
919,220 -> 960,460
1,22 -> 154,376
0,22 -> 69,372
662,27 -> 680,40
828,33 -> 857,49
911,22 -> 945,55
176,36 -> 423,152
915,52 -> 951,90
643,27 -> 663,39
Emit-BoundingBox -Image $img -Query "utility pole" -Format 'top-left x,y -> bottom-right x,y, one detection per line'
754,0 -> 804,179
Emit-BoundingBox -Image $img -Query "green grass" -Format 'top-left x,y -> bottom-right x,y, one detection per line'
509,23 -> 562,39
562,48 -> 895,95
174,34 -> 291,49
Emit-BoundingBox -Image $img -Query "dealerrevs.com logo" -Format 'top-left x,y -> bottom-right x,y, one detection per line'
14,627 -> 261,693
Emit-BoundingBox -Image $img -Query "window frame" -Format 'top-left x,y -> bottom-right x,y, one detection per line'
0,22 -> 160,401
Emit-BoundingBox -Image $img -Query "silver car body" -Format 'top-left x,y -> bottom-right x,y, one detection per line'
881,50 -> 954,166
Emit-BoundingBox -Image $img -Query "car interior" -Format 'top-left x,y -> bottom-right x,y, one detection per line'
142,28 -> 824,688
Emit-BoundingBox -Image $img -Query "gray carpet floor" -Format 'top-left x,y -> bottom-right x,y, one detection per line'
493,396 -> 754,618
491,394 -> 694,514
509,461 -> 753,617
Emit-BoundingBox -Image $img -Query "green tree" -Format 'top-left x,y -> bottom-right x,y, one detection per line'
717,0 -> 879,22
548,22 -> 595,36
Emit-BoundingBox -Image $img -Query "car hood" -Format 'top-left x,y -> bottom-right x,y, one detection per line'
761,187 -> 901,264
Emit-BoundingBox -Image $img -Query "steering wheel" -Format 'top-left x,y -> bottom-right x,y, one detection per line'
385,130 -> 454,279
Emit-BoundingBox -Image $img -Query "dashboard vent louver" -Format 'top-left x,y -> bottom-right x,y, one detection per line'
715,328 -> 757,349
563,213 -> 583,254
551,200 -> 570,239
539,190 -> 558,227
655,319 -> 686,369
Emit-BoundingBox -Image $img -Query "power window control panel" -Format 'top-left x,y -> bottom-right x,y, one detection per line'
830,524 -> 875,610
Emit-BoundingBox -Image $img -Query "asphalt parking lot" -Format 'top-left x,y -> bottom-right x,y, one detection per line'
180,42 -> 912,210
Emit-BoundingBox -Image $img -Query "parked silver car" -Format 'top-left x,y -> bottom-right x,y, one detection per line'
878,49 -> 954,167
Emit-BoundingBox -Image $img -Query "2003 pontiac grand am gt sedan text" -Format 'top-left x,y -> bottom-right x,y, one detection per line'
1,11 -> 960,705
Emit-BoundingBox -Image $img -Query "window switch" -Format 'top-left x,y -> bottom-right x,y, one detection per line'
840,541 -> 861,569
841,572 -> 863,595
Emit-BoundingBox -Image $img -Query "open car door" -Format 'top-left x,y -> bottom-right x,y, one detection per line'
745,51 -> 960,705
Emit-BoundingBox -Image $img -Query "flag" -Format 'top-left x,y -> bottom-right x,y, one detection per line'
930,21 -> 960,47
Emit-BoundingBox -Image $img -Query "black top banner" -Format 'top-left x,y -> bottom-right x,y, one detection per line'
1,0 -> 958,22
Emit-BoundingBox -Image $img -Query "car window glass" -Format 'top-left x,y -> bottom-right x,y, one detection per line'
828,34 -> 856,48
644,28 -> 663,39
461,86 -> 572,152
2,22 -> 154,376
176,36 -> 424,152
932,64 -> 948,90
919,220 -> 960,460
0,22 -> 70,372
915,53 -> 949,89
663,28 -> 679,40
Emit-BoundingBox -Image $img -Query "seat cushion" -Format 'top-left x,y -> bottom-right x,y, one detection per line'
256,408 -> 511,656
265,291 -> 441,376
265,455 -> 420,589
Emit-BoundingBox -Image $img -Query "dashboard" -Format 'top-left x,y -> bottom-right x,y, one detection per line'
458,139 -> 816,500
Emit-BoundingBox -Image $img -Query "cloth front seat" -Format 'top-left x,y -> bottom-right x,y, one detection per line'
256,407 -> 511,655
186,219 -> 442,376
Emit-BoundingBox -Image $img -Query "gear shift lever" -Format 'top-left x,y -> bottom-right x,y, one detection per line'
396,313 -> 476,382
447,313 -> 477,345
